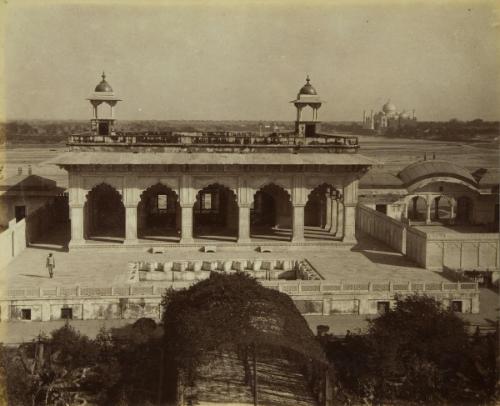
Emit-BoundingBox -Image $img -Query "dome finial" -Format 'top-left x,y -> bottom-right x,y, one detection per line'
94,72 -> 113,92
306,75 -> 310,83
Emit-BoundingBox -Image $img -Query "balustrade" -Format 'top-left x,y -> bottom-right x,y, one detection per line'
68,131 -> 359,151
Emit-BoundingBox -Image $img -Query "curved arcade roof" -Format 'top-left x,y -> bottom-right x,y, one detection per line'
397,160 -> 477,186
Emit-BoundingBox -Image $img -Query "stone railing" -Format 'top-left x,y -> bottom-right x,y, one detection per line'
68,131 -> 359,152
3,280 -> 478,300
356,205 -> 407,253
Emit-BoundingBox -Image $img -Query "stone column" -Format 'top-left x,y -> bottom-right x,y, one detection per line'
68,205 -> 84,248
180,205 -> 194,244
324,193 -> 332,230
319,197 -> 326,228
291,204 -> 305,242
124,205 -> 138,245
425,198 -> 432,224
238,205 -> 251,243
336,200 -> 344,239
434,197 -> 440,220
342,180 -> 358,243
343,204 -> 357,243
330,199 -> 338,234
450,202 -> 455,225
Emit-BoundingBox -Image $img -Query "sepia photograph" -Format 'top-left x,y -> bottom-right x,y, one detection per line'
0,0 -> 498,405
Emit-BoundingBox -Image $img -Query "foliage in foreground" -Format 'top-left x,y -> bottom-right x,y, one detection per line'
325,294 -> 498,405
0,321 -> 163,406
1,292 -> 497,405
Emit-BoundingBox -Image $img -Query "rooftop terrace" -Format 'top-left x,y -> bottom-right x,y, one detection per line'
68,131 -> 360,153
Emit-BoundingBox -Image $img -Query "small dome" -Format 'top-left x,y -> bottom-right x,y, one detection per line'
94,72 -> 113,92
299,75 -> 317,95
382,100 -> 396,113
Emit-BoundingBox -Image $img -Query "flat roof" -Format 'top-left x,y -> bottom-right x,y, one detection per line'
48,152 -> 377,167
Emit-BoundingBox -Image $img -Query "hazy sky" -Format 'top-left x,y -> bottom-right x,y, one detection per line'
3,1 -> 500,121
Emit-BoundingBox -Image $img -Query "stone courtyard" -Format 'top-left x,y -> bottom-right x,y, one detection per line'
1,231 -> 446,292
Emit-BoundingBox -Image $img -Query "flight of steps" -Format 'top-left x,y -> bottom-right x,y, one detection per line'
189,350 -> 319,406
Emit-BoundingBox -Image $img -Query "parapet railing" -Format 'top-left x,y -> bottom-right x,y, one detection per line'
67,131 -> 359,150
2,280 -> 478,299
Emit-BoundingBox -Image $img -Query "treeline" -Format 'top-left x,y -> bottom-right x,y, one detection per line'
1,118 -> 498,146
0,120 -> 295,146
385,119 -> 499,141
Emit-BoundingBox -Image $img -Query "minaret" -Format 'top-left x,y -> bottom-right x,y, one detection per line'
290,75 -> 323,137
87,72 -> 121,137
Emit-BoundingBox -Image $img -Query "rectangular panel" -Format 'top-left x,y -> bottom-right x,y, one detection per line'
461,243 -> 479,269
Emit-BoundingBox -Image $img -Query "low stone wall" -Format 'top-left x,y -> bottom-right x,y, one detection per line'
0,218 -> 26,270
356,205 -> 406,253
0,202 -> 59,270
425,232 -> 500,271
405,227 -> 427,267
406,227 -> 500,271
357,204 -> 500,272
0,280 -> 479,321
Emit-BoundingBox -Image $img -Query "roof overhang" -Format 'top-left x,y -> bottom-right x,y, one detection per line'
47,152 -> 378,168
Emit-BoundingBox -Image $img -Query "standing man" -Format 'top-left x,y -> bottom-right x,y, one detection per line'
46,253 -> 55,278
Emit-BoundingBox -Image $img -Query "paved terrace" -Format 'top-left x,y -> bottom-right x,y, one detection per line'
0,232 -> 496,344
0,234 -> 447,292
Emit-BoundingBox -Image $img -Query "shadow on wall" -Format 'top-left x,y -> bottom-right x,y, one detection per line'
29,222 -> 70,252
351,236 -> 421,269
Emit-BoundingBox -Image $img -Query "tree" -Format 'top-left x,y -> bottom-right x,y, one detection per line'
161,272 -> 327,403
325,294 -> 497,405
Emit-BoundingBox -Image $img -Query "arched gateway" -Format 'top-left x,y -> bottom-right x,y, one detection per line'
54,74 -> 373,249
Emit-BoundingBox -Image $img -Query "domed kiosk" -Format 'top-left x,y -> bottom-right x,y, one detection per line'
291,76 -> 323,137
87,72 -> 121,137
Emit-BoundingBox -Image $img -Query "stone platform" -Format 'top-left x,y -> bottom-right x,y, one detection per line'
0,234 -> 480,323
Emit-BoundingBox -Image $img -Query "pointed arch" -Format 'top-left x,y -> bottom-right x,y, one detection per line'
84,183 -> 125,240
304,183 -> 339,228
251,183 -> 293,241
138,183 -> 180,240
193,183 -> 239,240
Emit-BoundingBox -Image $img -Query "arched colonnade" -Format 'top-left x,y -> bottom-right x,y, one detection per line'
72,178 -> 354,245
405,194 -> 473,224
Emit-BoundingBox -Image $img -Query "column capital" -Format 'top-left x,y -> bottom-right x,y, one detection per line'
69,203 -> 84,209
